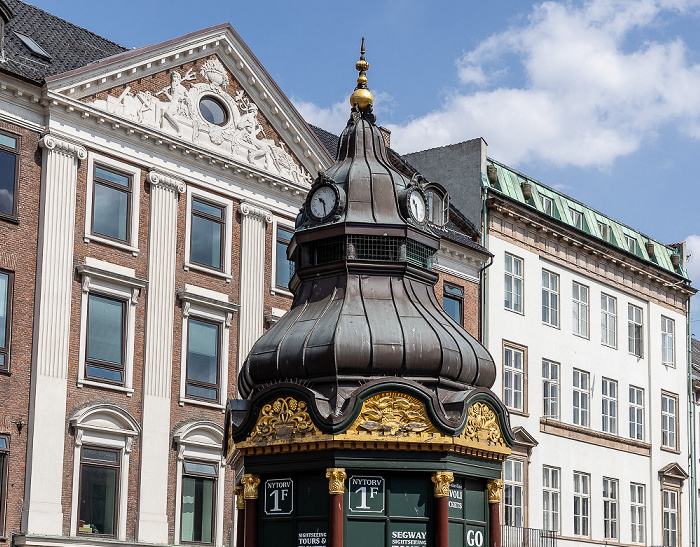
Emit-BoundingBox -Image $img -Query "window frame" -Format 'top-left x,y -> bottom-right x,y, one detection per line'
84,153 -> 141,254
542,465 -> 560,533
190,198 -> 226,272
602,477 -> 618,540
185,316 -> 221,404
184,187 -> 232,282
573,471 -> 590,537
0,269 -> 13,373
542,359 -> 559,420
540,195 -> 553,216
77,445 -> 121,537
572,369 -> 590,427
628,304 -> 643,357
569,208 -> 583,230
572,281 -> 589,339
0,128 -> 20,221
85,293 -> 127,385
629,386 -> 644,441
272,221 -> 296,294
180,458 -> 218,545
630,483 -> 645,544
661,391 -> 679,452
0,434 -> 8,538
504,253 -> 524,314
443,282 -> 464,326
662,489 -> 679,547
601,377 -> 618,435
601,293 -> 617,348
597,220 -> 609,242
503,458 -> 524,527
661,316 -> 675,367
503,342 -> 527,415
625,234 -> 637,254
541,269 -> 559,328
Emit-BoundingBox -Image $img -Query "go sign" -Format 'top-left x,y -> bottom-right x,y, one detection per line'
465,526 -> 485,547
348,476 -> 385,513
264,478 -> 294,516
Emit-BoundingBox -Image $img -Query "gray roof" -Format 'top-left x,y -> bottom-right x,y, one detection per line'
0,0 -> 127,83
309,124 -> 339,159
692,337 -> 700,379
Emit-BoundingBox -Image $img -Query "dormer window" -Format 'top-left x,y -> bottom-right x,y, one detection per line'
625,235 -> 637,254
14,32 -> 51,60
424,183 -> 449,227
541,195 -> 553,216
570,209 -> 583,230
598,221 -> 609,242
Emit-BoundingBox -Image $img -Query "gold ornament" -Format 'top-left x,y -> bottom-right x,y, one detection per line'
354,393 -> 437,436
462,402 -> 505,446
326,468 -> 348,495
250,397 -> 319,439
349,37 -> 373,110
234,485 -> 245,509
431,472 -> 454,498
486,479 -> 504,504
242,474 -> 260,500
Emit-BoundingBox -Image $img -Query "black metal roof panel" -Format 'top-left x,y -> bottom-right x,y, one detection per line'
309,124 -> 339,159
1,0 -> 127,83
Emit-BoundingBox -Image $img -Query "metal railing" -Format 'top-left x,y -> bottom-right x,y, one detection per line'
501,525 -> 557,547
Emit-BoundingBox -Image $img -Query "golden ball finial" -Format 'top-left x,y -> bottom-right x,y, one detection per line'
350,37 -> 373,110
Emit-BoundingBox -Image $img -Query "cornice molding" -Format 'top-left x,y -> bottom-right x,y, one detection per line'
39,134 -> 87,160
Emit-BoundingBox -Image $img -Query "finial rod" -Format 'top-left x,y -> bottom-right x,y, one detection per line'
350,37 -> 373,110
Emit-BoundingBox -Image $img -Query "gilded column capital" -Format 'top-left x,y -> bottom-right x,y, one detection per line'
147,168 -> 186,194
239,201 -> 272,224
431,471 -> 454,498
39,134 -> 87,160
242,474 -> 260,500
326,468 -> 347,495
486,479 -> 504,504
235,485 -> 245,509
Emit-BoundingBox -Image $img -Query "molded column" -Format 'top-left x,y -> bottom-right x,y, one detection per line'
22,135 -> 86,534
235,485 -> 245,547
242,474 -> 260,547
238,202 -> 271,369
326,468 -> 347,547
137,170 -> 185,542
486,479 -> 503,547
432,472 -> 453,547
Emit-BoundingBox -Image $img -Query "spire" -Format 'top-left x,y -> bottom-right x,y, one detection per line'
349,37 -> 373,111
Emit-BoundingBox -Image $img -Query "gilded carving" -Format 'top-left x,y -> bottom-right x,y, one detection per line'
486,479 -> 504,504
242,474 -> 260,500
352,393 -> 437,436
234,485 -> 245,509
250,397 -> 320,439
431,471 -> 454,498
325,468 -> 347,495
462,402 -> 504,446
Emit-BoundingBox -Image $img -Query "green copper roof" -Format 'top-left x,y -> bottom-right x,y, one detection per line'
485,158 -> 690,279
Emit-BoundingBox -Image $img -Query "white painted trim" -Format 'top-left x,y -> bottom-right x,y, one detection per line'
270,216 -> 296,293
434,264 -> 480,284
184,186 -> 233,281
84,152 -> 141,254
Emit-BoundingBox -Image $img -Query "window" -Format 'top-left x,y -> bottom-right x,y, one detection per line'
541,270 -> 559,327
181,460 -> 217,543
597,221 -> 609,242
628,304 -> 643,357
0,435 -> 8,537
78,446 -> 120,536
77,260 -> 145,393
443,283 -> 464,325
661,317 -> 675,367
0,130 -> 19,219
184,188 -> 232,280
504,253 -> 523,313
275,226 -> 295,291
573,472 -> 590,536
542,466 -> 560,533
542,359 -> 559,419
662,490 -> 678,547
661,392 -> 678,450
573,369 -> 590,427
504,345 -> 524,412
625,235 -> 637,254
178,288 -> 236,408
540,195 -> 553,215
572,282 -> 589,338
603,478 -> 618,539
601,378 -> 617,435
0,270 -> 12,372
630,483 -> 645,544
570,208 -> 583,230
601,294 -> 617,347
629,386 -> 644,441
503,459 -> 523,527
84,154 -> 141,252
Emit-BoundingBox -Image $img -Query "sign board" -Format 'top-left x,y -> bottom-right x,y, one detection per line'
389,523 -> 428,547
264,478 -> 294,515
348,476 -> 385,513
297,532 -> 327,547
464,526 -> 485,547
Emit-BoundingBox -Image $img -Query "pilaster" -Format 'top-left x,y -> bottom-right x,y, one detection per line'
23,135 -> 86,534
238,202 -> 272,369
136,169 -> 185,542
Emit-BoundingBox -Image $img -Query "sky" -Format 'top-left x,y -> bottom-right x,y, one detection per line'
28,0 -> 700,327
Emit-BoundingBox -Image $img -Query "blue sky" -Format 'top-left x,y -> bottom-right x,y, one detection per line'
30,0 -> 700,324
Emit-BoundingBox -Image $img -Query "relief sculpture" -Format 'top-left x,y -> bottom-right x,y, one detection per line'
88,58 -> 311,185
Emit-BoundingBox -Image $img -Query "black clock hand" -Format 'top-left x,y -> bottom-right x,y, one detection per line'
319,197 -> 327,215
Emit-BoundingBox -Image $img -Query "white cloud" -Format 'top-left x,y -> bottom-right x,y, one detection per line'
685,234 -> 700,317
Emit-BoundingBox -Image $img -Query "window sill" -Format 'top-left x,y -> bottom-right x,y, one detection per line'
542,322 -> 559,329
572,332 -> 589,340
661,445 -> 681,455
504,307 -> 524,316
0,369 -> 10,377
271,287 -> 293,297
540,418 -> 651,456
507,409 -> 529,418
184,262 -> 232,282
0,214 -> 19,225
78,379 -> 134,396
179,397 -> 225,412
84,234 -> 140,256
601,342 -> 617,350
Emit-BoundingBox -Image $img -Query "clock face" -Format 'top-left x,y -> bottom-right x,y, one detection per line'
309,186 -> 338,220
409,190 -> 426,222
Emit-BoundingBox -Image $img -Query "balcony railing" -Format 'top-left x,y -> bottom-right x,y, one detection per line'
501,525 -> 557,547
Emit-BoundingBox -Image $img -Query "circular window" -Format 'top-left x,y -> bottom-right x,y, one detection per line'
199,96 -> 229,126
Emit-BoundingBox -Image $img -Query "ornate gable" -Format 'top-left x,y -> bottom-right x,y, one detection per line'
81,55 -> 311,185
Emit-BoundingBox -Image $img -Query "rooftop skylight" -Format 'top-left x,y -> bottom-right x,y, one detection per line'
14,31 -> 50,60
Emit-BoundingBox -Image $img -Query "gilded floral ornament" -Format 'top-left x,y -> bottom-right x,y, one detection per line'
486,479 -> 504,504
355,393 -> 436,436
242,474 -> 260,500
431,471 -> 454,498
250,397 -> 319,439
234,485 -> 245,509
462,402 -> 504,446
325,468 -> 347,495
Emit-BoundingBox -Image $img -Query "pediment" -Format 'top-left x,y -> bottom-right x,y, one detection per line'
512,426 -> 538,448
658,462 -> 689,481
45,25 -> 332,185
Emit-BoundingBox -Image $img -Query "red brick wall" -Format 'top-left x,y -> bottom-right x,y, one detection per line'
436,271 -> 481,340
